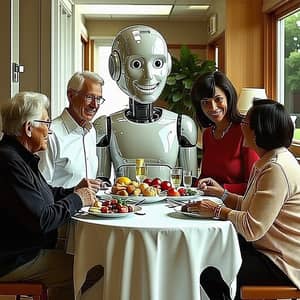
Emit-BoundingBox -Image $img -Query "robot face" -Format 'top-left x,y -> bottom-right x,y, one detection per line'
111,26 -> 171,104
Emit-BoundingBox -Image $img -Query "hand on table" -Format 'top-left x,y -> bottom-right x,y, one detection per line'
187,200 -> 218,218
197,177 -> 224,198
76,178 -> 102,193
74,187 -> 96,207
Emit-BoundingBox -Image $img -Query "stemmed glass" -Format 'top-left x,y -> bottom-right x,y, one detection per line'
170,167 -> 182,189
135,159 -> 147,183
183,170 -> 192,188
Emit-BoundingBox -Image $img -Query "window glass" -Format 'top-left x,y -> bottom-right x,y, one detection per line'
278,10 -> 300,139
93,41 -> 129,120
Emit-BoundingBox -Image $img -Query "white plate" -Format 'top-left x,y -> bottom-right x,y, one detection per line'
88,206 -> 142,218
173,206 -> 209,219
165,189 -> 204,201
108,194 -> 167,204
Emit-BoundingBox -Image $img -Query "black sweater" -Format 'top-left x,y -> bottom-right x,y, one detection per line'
0,135 -> 82,276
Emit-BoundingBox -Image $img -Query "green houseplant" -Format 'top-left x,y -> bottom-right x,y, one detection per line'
161,45 -> 216,119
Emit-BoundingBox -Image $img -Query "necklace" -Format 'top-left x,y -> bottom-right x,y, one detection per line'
212,122 -> 232,139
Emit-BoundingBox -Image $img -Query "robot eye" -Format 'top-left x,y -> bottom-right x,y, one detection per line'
130,59 -> 142,69
153,59 -> 163,68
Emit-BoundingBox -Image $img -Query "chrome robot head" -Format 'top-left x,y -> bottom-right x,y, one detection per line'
109,25 -> 172,104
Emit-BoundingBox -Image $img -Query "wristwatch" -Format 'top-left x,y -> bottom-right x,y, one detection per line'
221,188 -> 229,202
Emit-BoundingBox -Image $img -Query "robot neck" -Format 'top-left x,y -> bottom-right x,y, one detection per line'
125,98 -> 162,123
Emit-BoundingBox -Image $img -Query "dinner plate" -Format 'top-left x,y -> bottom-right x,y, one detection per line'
165,189 -> 204,201
88,205 -> 142,218
173,206 -> 209,219
107,194 -> 167,204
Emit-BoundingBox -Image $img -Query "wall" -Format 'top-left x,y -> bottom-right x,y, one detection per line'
0,0 -> 12,102
86,20 -> 208,45
208,0 -> 226,42
19,0 -> 51,97
225,0 -> 264,95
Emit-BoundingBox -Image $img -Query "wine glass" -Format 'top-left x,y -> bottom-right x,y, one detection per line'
170,167 -> 182,189
183,170 -> 192,188
135,159 -> 147,183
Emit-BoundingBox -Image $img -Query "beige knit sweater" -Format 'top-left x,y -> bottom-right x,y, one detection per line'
228,147 -> 300,288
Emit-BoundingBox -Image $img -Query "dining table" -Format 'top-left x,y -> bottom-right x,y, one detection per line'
67,194 -> 242,300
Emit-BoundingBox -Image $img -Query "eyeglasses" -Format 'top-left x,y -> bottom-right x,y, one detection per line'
33,119 -> 52,129
82,94 -> 106,105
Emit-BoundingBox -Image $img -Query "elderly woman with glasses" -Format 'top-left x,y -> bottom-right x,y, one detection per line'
0,91 -> 97,300
38,71 -> 109,190
189,99 -> 300,299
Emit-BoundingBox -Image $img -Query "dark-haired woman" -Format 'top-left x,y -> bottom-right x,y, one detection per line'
191,71 -> 259,195
189,99 -> 300,299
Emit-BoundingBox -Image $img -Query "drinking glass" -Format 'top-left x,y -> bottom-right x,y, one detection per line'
170,167 -> 182,189
183,170 -> 192,188
135,159 -> 147,183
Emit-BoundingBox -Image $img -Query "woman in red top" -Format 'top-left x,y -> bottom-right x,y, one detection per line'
191,71 -> 259,194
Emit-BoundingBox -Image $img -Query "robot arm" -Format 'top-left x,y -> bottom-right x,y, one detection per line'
93,115 -> 112,182
178,114 -> 198,176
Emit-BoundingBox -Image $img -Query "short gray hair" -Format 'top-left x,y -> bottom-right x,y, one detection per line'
1,91 -> 49,136
67,71 -> 104,92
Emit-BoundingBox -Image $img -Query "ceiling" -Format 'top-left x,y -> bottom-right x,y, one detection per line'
74,0 -> 213,22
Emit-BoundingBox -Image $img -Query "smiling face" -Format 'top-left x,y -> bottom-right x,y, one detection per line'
113,26 -> 170,104
200,86 -> 228,124
68,78 -> 102,125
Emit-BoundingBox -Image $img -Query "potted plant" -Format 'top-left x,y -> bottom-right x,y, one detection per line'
161,45 -> 216,119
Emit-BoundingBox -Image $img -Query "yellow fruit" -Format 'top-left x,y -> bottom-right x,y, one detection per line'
116,176 -> 132,185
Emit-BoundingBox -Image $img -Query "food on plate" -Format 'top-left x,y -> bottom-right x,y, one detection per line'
167,188 -> 180,197
126,184 -> 136,194
160,180 -> 172,191
143,178 -> 152,185
143,186 -> 159,196
115,176 -> 132,185
111,179 -> 161,197
151,177 -> 162,188
116,189 -> 128,196
181,201 -> 197,212
89,198 -> 134,214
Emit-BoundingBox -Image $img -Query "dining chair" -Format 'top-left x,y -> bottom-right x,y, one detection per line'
240,285 -> 300,300
0,282 -> 47,300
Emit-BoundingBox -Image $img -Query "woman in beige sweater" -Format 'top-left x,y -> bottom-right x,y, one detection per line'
189,99 -> 300,299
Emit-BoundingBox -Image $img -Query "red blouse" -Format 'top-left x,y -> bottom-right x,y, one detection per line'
199,123 -> 259,195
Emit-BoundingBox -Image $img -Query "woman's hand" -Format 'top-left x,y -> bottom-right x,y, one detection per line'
75,178 -> 102,193
74,187 -> 97,207
187,200 -> 218,218
198,177 -> 224,198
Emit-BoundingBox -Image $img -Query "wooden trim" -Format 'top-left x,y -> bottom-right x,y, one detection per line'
168,44 -> 206,50
264,13 -> 277,99
273,0 -> 300,17
264,0 -> 300,100
81,36 -> 94,71
207,32 -> 225,72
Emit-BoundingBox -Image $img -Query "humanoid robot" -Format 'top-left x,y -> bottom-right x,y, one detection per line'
94,25 -> 198,182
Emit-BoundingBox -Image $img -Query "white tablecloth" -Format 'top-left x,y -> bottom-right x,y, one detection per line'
68,197 -> 242,300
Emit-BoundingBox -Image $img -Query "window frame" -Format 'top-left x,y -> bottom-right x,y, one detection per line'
265,0 -> 300,146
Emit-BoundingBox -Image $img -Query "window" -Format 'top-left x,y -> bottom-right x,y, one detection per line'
51,0 -> 73,119
93,40 -> 129,120
277,10 -> 300,139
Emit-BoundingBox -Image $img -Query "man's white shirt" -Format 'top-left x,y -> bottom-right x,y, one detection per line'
38,109 -> 98,188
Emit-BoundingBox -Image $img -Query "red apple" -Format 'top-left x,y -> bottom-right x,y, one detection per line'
143,178 -> 153,185
151,177 -> 162,187
160,180 -> 172,191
